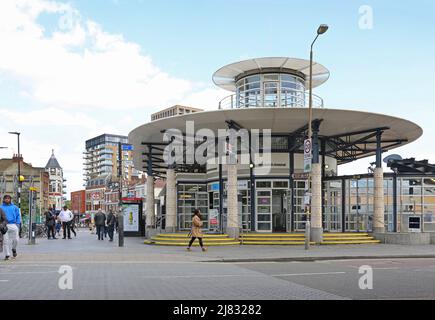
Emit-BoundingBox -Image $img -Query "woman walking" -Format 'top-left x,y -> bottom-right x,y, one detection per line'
187,209 -> 207,252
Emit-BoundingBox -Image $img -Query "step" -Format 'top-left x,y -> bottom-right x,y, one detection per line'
155,233 -> 230,238
151,241 -> 240,246
323,234 -> 370,237
323,237 -> 376,241
239,237 -> 307,241
240,233 -> 305,238
241,241 -> 316,245
320,240 -> 381,245
151,237 -> 237,243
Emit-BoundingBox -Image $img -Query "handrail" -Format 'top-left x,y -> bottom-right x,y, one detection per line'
218,89 -> 323,109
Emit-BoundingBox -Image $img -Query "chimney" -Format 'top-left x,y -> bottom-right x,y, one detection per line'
12,154 -> 23,163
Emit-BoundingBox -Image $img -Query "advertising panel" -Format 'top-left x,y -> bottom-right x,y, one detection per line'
122,203 -> 140,232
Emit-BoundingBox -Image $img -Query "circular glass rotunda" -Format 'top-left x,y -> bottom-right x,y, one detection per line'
129,57 -> 434,242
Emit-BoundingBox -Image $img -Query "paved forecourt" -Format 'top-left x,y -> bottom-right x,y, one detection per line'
1,229 -> 435,300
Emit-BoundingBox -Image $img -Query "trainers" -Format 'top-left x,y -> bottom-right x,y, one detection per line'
202,247 -> 207,252
186,247 -> 191,251
4,256 -> 10,261
12,249 -> 17,258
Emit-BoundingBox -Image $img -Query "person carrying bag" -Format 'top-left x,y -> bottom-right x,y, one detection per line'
0,207 -> 8,253
186,209 -> 207,252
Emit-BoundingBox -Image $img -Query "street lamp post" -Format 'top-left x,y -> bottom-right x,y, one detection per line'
118,142 -> 124,247
306,24 -> 328,249
8,132 -> 23,237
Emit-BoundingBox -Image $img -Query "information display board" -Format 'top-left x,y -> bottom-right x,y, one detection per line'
120,198 -> 144,236
122,204 -> 139,232
209,209 -> 219,231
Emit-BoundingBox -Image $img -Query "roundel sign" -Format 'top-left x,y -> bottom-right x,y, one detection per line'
91,192 -> 100,200
304,139 -> 312,158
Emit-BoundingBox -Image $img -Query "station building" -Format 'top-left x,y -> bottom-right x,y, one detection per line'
129,57 -> 435,243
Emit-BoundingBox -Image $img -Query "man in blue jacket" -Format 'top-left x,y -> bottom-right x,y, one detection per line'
1,195 -> 21,260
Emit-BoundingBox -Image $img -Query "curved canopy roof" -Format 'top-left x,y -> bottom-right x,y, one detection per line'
129,108 -> 422,172
213,57 -> 330,91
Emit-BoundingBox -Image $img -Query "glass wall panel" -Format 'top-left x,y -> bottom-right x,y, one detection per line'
324,180 -> 342,232
177,184 -> 209,230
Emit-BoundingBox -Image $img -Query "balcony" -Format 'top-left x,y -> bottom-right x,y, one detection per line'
218,89 -> 323,109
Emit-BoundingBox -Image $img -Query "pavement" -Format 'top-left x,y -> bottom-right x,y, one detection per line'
7,228 -> 435,263
0,229 -> 434,300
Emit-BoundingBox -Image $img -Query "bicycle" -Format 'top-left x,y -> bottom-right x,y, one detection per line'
35,224 -> 48,238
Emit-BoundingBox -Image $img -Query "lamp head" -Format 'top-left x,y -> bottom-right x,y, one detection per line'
317,24 -> 329,35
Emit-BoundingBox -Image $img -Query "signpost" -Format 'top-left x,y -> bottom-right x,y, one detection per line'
121,144 -> 134,151
303,138 -> 312,173
28,187 -> 38,245
303,138 -> 312,250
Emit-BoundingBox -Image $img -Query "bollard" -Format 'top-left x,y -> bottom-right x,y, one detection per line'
305,217 -> 311,250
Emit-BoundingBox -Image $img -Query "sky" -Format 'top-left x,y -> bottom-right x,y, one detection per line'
0,0 -> 434,197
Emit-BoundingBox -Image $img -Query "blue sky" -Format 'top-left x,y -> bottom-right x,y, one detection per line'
0,0 -> 434,194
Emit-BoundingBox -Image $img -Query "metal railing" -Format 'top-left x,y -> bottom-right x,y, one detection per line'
218,89 -> 323,109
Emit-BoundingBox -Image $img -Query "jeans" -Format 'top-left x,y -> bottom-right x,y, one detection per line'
62,222 -> 71,239
3,224 -> 19,257
70,224 -> 76,237
107,225 -> 114,240
47,224 -> 55,238
96,225 -> 104,240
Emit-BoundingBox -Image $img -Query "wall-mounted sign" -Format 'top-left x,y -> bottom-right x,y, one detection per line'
292,173 -> 310,180
408,216 -> 421,232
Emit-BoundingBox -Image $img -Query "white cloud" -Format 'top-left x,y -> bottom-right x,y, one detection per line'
0,0 -> 225,195
0,0 -> 215,111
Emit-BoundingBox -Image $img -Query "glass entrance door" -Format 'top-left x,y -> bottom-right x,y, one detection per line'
263,81 -> 279,107
256,190 -> 272,232
272,190 -> 287,232
293,180 -> 307,231
324,180 -> 342,232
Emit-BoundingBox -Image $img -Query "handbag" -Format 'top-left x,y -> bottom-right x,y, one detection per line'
0,224 -> 8,235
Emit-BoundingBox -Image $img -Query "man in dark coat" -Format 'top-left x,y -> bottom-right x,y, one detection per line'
94,209 -> 106,240
45,209 -> 57,239
106,210 -> 116,242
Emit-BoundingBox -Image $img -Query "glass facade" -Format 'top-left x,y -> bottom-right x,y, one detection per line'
177,184 -> 208,230
175,175 -> 435,233
235,73 -> 306,108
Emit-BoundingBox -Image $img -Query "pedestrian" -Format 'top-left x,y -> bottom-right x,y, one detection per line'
106,210 -> 116,242
0,195 -> 21,260
59,205 -> 73,239
55,217 -> 62,236
94,209 -> 106,241
44,209 -> 56,239
0,207 -> 8,257
70,216 -> 77,237
186,209 -> 207,252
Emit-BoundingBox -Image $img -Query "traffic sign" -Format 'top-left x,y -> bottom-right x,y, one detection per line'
304,138 -> 312,173
304,139 -> 312,158
122,144 -> 134,151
